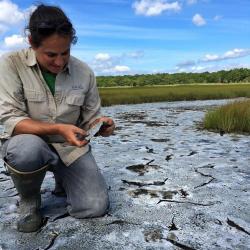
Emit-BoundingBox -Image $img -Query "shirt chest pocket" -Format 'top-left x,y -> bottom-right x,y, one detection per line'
66,94 -> 85,106
24,89 -> 48,120
65,90 -> 85,107
62,93 -> 85,124
25,89 -> 46,102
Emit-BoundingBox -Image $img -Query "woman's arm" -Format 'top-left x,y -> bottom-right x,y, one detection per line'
14,119 -> 88,147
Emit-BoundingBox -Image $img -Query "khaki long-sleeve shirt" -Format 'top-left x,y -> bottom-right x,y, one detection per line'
0,48 -> 102,166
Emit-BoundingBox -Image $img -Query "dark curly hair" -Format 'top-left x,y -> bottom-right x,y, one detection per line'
27,4 -> 77,47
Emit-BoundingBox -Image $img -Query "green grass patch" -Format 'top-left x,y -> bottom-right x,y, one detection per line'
203,99 -> 250,134
99,84 -> 250,106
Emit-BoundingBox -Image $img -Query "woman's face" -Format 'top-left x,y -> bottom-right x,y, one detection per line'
31,34 -> 71,74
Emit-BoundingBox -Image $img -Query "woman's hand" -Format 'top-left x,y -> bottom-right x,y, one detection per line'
57,124 -> 88,147
91,117 -> 115,137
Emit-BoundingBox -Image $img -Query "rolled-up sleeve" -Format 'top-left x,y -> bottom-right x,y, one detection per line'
80,71 -> 102,130
0,56 -> 30,137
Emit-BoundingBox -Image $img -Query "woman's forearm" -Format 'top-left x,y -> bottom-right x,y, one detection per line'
13,119 -> 60,136
13,119 -> 88,147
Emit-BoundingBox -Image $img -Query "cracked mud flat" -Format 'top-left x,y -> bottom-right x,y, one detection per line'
0,98 -> 250,250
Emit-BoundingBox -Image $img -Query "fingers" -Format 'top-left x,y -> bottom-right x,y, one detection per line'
102,124 -> 115,136
60,125 -> 88,147
74,139 -> 89,147
72,127 -> 89,146
100,117 -> 114,126
59,117 -> 115,146
74,127 -> 87,138
99,117 -> 115,137
91,117 -> 114,128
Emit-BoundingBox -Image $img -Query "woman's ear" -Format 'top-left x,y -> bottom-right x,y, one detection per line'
28,35 -> 35,48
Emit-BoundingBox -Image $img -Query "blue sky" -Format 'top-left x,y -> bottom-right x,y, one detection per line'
0,0 -> 250,76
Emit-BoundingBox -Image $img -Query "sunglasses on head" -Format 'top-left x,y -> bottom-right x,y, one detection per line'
32,21 -> 73,34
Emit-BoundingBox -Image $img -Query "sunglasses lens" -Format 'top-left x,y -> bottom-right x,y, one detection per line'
37,23 -> 54,34
58,22 -> 72,32
36,22 -> 72,34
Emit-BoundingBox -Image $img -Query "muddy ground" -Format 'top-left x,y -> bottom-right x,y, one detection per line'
0,99 -> 249,249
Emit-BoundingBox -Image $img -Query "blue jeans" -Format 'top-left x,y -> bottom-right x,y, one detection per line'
2,134 -> 109,218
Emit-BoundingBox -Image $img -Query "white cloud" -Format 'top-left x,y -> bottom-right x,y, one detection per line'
132,0 -> 181,17
113,65 -> 131,72
92,53 -> 116,74
23,5 -> 37,21
175,64 -> 210,73
190,65 -> 208,72
192,13 -> 206,26
202,54 -> 219,61
4,34 -> 26,48
175,48 -> 250,73
92,53 -> 119,73
179,63 -> 250,73
223,48 -> 249,59
176,48 -> 250,73
202,48 -> 250,62
94,53 -> 111,61
91,51 -> 144,75
222,63 -> 250,71
0,0 -> 24,25
101,65 -> 131,75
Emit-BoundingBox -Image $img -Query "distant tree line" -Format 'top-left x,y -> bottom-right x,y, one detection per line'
96,68 -> 250,87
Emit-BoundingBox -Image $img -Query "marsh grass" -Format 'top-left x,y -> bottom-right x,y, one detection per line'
203,100 -> 250,134
99,84 -> 250,106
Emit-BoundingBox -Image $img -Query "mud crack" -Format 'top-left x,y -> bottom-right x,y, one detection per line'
227,218 -> 250,236
122,178 -> 168,187
126,160 -> 160,176
165,154 -> 173,161
144,228 -> 196,250
0,170 -> 10,176
42,231 -> 59,250
106,220 -> 139,226
194,168 -> 215,189
168,216 -> 178,231
151,138 -> 170,143
129,189 -> 178,199
157,199 -> 219,206
0,177 -> 10,182
165,238 -> 196,250
52,212 -> 70,222
0,193 -> 18,198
